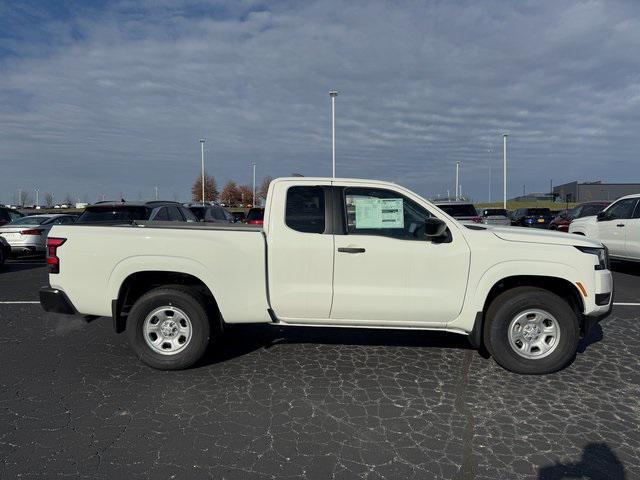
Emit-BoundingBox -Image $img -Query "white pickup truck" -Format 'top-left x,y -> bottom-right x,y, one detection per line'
40,177 -> 613,374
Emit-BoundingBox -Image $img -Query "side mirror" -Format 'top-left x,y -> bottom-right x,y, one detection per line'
423,217 -> 447,238
597,211 -> 608,221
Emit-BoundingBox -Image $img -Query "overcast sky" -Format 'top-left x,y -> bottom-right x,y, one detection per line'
1,0 -> 640,204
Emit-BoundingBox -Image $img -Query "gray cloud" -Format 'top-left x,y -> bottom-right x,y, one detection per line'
1,0 -> 640,203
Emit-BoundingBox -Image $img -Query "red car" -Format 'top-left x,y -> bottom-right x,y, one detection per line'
549,201 -> 609,232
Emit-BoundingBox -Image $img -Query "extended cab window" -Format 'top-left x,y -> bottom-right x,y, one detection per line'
344,187 -> 433,240
285,186 -> 325,233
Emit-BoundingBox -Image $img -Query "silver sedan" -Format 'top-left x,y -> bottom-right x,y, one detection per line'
0,214 -> 77,256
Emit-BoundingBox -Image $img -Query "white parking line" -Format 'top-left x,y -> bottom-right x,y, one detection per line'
613,302 -> 640,306
0,301 -> 39,304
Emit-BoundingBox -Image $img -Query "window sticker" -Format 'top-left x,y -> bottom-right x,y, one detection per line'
354,197 -> 404,229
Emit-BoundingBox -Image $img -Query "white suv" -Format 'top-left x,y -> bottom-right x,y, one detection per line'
569,193 -> 640,262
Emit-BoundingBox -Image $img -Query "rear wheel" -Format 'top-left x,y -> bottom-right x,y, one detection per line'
126,286 -> 214,370
484,287 -> 579,374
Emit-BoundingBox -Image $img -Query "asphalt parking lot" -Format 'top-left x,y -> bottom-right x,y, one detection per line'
0,259 -> 639,479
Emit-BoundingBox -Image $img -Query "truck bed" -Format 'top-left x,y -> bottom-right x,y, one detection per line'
48,222 -> 269,323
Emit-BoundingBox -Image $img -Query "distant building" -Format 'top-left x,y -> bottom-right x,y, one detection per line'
553,181 -> 640,203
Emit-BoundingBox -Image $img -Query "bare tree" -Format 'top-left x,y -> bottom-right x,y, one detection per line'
191,172 -> 218,202
45,192 -> 54,207
258,176 -> 273,202
63,194 -> 74,206
21,192 -> 33,207
220,181 -> 239,206
238,185 -> 253,207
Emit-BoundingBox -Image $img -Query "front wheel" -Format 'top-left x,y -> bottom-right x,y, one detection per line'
484,287 -> 579,374
126,287 -> 213,370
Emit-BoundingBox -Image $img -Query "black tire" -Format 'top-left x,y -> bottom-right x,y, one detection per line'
126,286 -> 214,370
0,249 -> 4,267
484,287 -> 579,374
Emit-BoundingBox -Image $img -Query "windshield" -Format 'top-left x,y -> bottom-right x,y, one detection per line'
6,216 -> 50,226
482,209 -> 507,217
579,204 -> 607,217
76,206 -> 151,223
437,204 -> 477,217
526,208 -> 550,216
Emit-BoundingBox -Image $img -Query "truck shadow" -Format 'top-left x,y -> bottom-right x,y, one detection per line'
538,442 -> 625,479
0,261 -> 46,275
610,260 -> 640,276
197,324 -> 472,367
577,323 -> 603,353
197,322 -> 602,368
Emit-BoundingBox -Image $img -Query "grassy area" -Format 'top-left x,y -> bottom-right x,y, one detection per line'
476,201 -> 577,210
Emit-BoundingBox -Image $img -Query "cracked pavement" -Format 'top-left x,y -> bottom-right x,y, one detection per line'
0,259 -> 638,479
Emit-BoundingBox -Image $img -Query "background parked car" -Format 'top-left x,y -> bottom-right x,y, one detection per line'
231,211 -> 246,223
0,214 -> 77,256
569,194 -> 640,262
245,207 -> 265,225
0,206 -> 24,227
76,201 -> 198,224
478,208 -> 510,226
185,204 -> 234,223
433,202 -> 480,223
549,201 -> 609,232
0,236 -> 10,266
510,208 -> 553,228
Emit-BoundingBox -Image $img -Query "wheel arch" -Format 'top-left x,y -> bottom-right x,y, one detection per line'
113,270 -> 221,333
481,275 -> 584,317
468,273 -> 586,350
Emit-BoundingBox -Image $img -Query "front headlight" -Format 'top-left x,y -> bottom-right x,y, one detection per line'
575,246 -> 609,270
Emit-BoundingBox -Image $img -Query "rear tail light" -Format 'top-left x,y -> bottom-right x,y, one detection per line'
248,220 -> 263,225
21,229 -> 44,235
472,216 -> 483,223
47,237 -> 66,274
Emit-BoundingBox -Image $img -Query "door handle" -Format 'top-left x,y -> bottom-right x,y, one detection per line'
617,223 -> 625,227
338,247 -> 366,254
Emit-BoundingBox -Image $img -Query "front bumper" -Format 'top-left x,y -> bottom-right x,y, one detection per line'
581,269 -> 614,336
39,287 -> 76,315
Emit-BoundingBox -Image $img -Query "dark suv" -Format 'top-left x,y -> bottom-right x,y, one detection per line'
185,204 -> 234,223
0,207 -> 24,227
76,201 -> 198,224
510,208 -> 553,228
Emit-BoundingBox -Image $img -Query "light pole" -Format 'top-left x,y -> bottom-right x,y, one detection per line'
200,139 -> 206,205
154,186 -> 158,200
455,161 -> 460,201
35,188 -> 39,206
503,134 -> 508,209
252,163 -> 256,207
487,147 -> 493,203
329,90 -> 338,178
